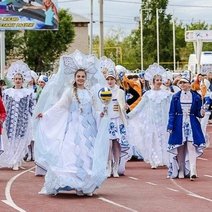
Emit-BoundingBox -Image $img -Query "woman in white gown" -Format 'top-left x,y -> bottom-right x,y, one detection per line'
0,61 -> 34,170
34,51 -> 110,196
127,64 -> 172,169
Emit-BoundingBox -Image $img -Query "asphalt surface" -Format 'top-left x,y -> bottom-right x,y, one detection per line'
0,126 -> 212,212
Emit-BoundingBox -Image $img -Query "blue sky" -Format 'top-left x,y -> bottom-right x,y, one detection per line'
58,0 -> 212,36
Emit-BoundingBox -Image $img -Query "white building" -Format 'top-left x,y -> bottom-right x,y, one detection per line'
68,13 -> 90,54
188,51 -> 212,74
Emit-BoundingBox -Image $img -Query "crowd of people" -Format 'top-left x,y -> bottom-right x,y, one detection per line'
0,50 -> 211,196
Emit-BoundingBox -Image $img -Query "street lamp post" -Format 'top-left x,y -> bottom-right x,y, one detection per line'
140,8 -> 143,71
156,8 -> 160,65
172,17 -> 176,72
156,9 -> 176,70
140,6 -> 151,71
99,0 -> 104,57
89,0 -> 93,54
141,7 -> 176,70
0,31 -> 5,79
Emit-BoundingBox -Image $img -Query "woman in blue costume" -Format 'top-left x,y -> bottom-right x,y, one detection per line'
167,77 -> 206,181
34,51 -> 110,196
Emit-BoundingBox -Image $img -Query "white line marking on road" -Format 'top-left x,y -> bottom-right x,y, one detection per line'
19,166 -> 26,170
166,187 -> 179,192
204,175 -> 212,178
171,179 -> 212,202
188,193 -> 212,202
146,182 -> 157,186
197,157 -> 208,161
128,177 -> 139,181
1,166 -> 35,212
29,170 -> 35,174
98,197 -> 138,212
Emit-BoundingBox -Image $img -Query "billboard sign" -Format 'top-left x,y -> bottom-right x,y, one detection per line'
0,0 -> 58,30
185,30 -> 212,42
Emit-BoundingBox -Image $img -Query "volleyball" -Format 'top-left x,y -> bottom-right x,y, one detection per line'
98,87 -> 112,103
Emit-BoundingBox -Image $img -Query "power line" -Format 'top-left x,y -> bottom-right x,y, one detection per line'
59,0 -> 83,3
104,20 -> 136,25
104,0 -> 141,4
169,4 -> 212,8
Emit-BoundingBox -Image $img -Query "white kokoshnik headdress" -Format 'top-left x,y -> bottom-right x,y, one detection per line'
30,70 -> 39,81
34,50 -> 103,114
7,60 -> 32,82
62,50 -> 99,82
144,63 -> 166,82
99,56 -> 116,78
162,70 -> 174,83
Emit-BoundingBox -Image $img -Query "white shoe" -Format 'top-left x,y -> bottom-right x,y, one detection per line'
12,164 -> 19,171
38,187 -> 47,195
112,162 -> 119,178
151,165 -> 157,169
178,170 -> 184,179
107,160 -> 112,177
76,191 -> 84,196
86,192 -> 93,197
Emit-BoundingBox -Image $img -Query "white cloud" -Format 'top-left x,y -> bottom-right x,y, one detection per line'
168,0 -> 212,24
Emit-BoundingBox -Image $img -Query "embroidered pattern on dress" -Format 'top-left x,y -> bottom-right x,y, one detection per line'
5,94 -> 32,140
109,122 -> 118,136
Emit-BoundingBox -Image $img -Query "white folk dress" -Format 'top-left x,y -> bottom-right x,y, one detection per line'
0,88 -> 34,168
107,85 -> 132,174
128,89 -> 172,168
34,88 -> 110,195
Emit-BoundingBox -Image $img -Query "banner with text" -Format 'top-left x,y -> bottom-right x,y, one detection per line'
0,0 -> 58,30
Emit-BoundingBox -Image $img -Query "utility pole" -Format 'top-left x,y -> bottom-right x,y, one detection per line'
0,31 -> 5,79
99,0 -> 104,57
172,17 -> 176,72
89,0 -> 93,54
140,8 -> 143,71
156,8 -> 159,65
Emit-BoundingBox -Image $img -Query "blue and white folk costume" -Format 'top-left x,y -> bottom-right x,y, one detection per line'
0,88 -> 34,168
35,87 -> 109,195
128,89 -> 172,168
107,84 -> 132,175
0,60 -> 34,169
167,90 -> 205,179
34,50 -> 110,195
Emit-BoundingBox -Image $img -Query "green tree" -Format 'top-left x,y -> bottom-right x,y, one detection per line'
92,29 -> 124,66
142,0 -> 173,69
22,9 -> 75,72
121,29 -> 141,70
5,31 -> 23,59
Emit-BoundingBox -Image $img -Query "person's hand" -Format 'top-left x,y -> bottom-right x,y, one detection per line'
100,112 -> 104,118
167,129 -> 172,134
124,103 -> 130,111
200,108 -> 205,117
36,113 -> 43,118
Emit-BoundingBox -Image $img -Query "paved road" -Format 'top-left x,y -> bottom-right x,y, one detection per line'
0,127 -> 212,212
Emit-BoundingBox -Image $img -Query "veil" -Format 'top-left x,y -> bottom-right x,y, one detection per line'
34,50 -> 105,116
